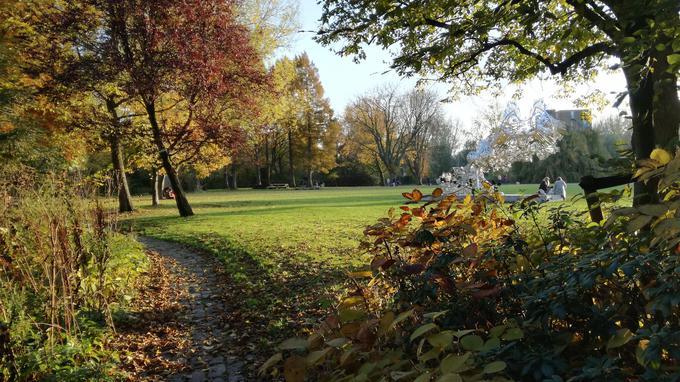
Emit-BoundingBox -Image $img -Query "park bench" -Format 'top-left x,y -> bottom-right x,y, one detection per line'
267,183 -> 289,189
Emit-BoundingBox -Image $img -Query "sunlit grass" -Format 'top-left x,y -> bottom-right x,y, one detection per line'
120,184 -> 630,343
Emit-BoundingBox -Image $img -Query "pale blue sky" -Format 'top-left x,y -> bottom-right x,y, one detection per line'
285,1 -> 626,135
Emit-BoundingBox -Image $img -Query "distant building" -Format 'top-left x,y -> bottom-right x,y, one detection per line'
546,109 -> 592,129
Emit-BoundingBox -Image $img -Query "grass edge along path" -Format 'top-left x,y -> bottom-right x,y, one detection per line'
120,184 -> 629,376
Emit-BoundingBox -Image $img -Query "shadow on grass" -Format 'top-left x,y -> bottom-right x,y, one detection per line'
137,193 -> 406,212
134,231 -> 359,349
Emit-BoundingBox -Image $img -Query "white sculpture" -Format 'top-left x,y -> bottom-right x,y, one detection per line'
466,100 -> 562,171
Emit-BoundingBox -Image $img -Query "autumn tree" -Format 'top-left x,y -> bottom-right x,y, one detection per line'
318,0 -> 680,204
14,1 -> 144,212
292,54 -> 338,186
238,0 -> 299,58
0,0 -> 94,172
102,0 -> 264,216
244,56 -> 298,187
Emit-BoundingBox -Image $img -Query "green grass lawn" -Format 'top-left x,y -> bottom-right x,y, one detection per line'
121,183 -> 628,348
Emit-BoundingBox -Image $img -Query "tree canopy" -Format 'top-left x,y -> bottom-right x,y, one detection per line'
318,0 -> 680,203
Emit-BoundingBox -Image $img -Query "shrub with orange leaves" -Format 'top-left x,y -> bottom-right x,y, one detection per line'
262,155 -> 680,381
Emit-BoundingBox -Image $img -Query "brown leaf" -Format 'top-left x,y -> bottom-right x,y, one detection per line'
471,286 -> 502,299
283,355 -> 306,382
340,322 -> 361,338
462,243 -> 478,258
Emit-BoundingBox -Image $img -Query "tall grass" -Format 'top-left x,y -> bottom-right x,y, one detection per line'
0,166 -> 147,381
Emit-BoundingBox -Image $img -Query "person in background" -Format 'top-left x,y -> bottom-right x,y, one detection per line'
538,177 -> 551,201
553,177 -> 567,200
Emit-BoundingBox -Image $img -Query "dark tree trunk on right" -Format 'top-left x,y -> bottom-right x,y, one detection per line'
623,53 -> 680,205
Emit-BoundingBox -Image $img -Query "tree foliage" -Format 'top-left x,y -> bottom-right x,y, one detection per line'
317,0 -> 680,202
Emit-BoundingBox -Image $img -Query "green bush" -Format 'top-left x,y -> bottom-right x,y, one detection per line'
0,167 -> 148,381
261,149 -> 680,381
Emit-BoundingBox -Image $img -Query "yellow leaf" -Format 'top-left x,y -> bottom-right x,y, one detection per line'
650,148 -> 672,165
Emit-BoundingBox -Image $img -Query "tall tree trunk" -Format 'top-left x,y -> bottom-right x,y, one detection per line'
231,165 -> 238,190
288,128 -> 296,187
105,99 -> 134,213
265,136 -> 272,186
255,144 -> 262,186
374,156 -> 386,186
145,101 -> 194,217
306,118 -> 313,187
226,164 -> 237,190
151,169 -> 160,206
624,58 -> 680,205
110,134 -> 134,212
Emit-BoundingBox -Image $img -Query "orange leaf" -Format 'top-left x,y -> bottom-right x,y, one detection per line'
399,213 -> 412,225
400,206 -> 410,211
412,208 -> 425,218
471,204 -> 483,215
432,187 -> 443,198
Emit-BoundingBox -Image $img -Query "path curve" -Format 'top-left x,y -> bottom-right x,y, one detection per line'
137,237 -> 245,382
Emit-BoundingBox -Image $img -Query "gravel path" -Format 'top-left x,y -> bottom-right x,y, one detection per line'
137,237 -> 245,382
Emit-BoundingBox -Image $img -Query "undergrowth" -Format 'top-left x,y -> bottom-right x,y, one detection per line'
0,166 -> 148,381
261,149 -> 680,382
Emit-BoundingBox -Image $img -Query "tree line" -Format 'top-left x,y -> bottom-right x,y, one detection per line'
1,0 -> 463,218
